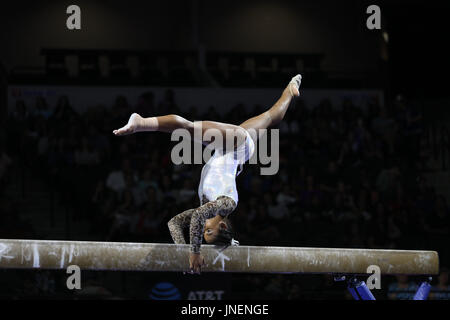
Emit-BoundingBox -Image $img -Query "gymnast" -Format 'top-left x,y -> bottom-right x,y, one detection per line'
113,74 -> 302,274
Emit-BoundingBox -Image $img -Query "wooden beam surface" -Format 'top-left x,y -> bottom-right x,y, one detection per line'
0,239 -> 439,275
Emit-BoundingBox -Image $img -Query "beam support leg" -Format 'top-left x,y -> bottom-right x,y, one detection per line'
347,277 -> 376,300
413,277 -> 432,300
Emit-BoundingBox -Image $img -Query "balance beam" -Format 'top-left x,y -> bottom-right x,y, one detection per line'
0,239 -> 439,275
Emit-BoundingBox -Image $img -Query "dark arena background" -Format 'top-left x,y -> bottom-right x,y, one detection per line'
0,0 -> 449,304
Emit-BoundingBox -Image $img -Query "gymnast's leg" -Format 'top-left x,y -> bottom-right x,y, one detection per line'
113,113 -> 247,146
113,75 -> 301,143
239,74 -> 302,142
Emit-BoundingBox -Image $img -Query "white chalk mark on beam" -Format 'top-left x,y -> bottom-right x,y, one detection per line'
32,244 -> 40,268
155,260 -> 166,266
213,250 -> 230,271
60,246 -> 66,268
0,244 -> 14,261
69,245 -> 74,263
21,245 -> 31,264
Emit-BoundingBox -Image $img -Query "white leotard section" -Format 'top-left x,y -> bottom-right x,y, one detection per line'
198,130 -> 255,205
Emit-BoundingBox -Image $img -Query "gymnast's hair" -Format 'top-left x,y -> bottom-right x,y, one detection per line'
211,217 -> 239,251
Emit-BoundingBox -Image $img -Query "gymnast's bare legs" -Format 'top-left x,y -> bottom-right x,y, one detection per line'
113,75 -> 301,144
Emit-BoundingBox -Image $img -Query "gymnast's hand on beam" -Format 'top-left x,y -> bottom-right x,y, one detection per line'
189,252 -> 206,275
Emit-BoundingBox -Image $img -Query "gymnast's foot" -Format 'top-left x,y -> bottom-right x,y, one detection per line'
288,74 -> 302,97
113,113 -> 144,136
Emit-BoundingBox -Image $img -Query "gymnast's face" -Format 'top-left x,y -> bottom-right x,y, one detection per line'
204,217 -> 228,243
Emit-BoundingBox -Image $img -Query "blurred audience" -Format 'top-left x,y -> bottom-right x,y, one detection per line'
2,90 -> 448,299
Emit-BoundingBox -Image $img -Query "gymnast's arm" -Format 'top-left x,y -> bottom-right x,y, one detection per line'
167,209 -> 195,244
168,207 -> 210,273
167,206 -> 212,251
189,200 -> 222,254
190,212 -> 209,253
187,205 -> 218,274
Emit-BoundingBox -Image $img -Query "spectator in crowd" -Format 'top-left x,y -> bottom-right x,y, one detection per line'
430,267 -> 450,300
0,142 -> 12,190
387,275 -> 418,300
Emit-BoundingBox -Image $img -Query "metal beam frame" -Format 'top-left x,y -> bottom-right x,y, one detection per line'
0,239 -> 439,275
